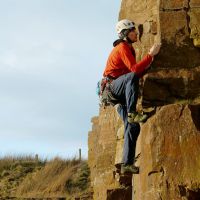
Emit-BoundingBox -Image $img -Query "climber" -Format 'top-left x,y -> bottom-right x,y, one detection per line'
102,19 -> 161,174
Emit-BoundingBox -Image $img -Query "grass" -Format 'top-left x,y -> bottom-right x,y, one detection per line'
0,155 -> 91,199
0,154 -> 46,199
0,154 -> 46,174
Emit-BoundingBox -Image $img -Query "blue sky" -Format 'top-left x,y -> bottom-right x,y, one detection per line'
0,0 -> 121,159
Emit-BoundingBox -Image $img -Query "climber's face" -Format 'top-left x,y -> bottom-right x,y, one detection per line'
127,28 -> 138,43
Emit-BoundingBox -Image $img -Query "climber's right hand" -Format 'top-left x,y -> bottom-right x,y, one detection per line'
149,43 -> 161,57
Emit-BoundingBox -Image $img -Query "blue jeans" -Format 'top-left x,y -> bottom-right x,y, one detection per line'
117,104 -> 140,165
110,72 -> 140,165
110,72 -> 139,113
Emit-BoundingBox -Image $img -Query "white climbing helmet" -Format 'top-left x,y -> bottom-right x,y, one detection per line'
116,19 -> 135,34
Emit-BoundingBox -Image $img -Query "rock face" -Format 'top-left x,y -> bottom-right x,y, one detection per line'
88,0 -> 200,199
133,104 -> 200,200
88,106 -> 135,200
88,107 -> 125,200
142,66 -> 200,107
119,0 -> 200,68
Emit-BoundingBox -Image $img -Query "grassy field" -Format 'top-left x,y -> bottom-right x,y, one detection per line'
0,155 -> 92,199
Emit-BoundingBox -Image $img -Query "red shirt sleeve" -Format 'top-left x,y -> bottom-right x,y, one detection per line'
119,43 -> 153,75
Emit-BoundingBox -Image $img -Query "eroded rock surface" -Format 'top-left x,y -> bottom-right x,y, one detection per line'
88,0 -> 200,199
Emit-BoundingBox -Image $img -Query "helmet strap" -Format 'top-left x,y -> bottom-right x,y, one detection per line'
121,29 -> 134,44
125,36 -> 134,44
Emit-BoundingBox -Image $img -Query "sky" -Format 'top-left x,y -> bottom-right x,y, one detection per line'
0,0 -> 121,160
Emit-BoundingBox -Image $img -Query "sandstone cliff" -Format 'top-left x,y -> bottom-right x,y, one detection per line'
88,0 -> 200,199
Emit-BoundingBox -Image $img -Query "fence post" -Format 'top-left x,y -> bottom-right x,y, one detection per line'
35,154 -> 39,163
79,148 -> 81,161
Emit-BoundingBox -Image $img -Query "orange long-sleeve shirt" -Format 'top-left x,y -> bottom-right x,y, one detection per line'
103,41 -> 153,79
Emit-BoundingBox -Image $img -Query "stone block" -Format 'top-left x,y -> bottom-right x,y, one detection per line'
142,66 -> 200,107
133,104 -> 200,200
160,0 -> 188,9
189,8 -> 200,47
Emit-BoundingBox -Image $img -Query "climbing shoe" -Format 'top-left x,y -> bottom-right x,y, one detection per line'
127,111 -> 148,123
121,164 -> 139,174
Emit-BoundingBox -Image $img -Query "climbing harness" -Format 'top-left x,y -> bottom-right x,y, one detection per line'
96,76 -> 119,108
